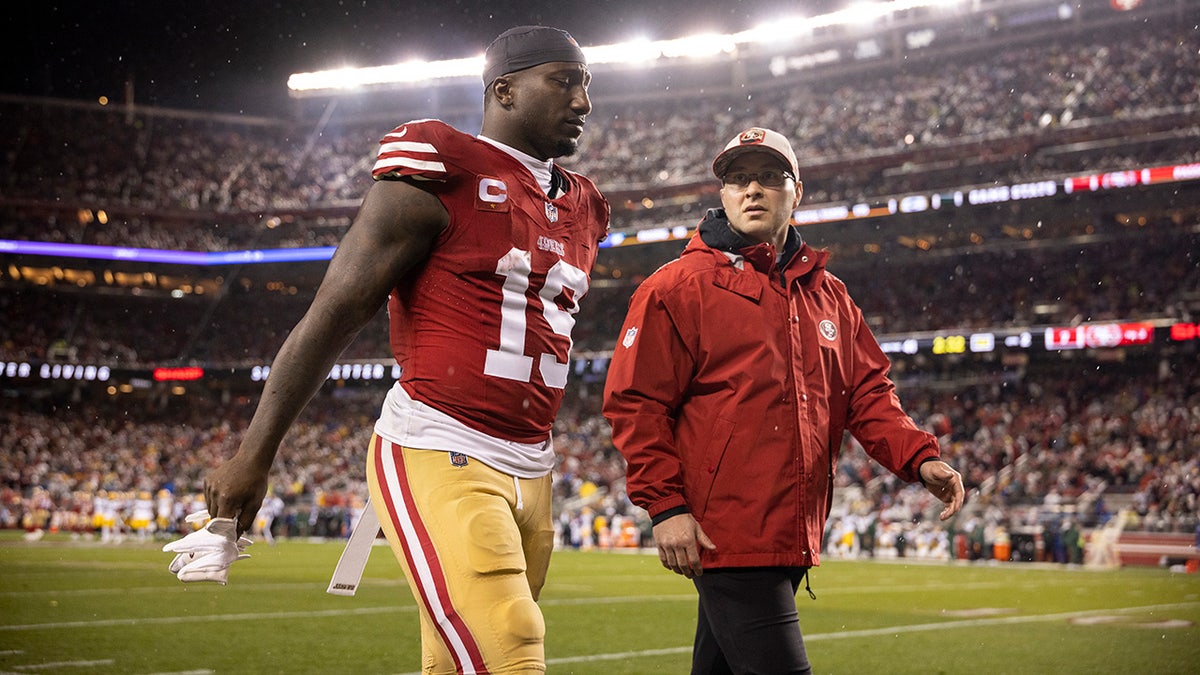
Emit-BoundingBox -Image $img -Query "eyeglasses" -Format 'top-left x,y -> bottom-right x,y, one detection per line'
721,169 -> 795,189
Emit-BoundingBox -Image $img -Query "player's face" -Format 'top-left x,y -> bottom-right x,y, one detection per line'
718,152 -> 803,250
510,62 -> 592,160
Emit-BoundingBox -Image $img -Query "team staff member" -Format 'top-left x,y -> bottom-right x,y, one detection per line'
204,26 -> 608,673
602,127 -> 964,674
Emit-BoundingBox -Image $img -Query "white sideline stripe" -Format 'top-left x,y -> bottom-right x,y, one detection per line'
0,578 -> 1012,600
11,659 -> 114,670
0,606 -> 409,631
1,583 -> 315,598
0,596 -> 698,632
140,671 -> 214,675
389,601 -> 1200,675
805,601 -> 1200,640
0,580 -> 406,598
4,598 -> 1195,637
545,646 -> 690,665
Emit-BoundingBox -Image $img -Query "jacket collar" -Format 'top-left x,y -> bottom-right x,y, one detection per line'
693,208 -> 826,286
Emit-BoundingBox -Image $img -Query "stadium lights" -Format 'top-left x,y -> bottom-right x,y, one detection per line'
288,56 -> 484,93
286,0 -> 968,94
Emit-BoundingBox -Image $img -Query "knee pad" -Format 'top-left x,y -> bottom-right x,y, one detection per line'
495,595 -> 545,646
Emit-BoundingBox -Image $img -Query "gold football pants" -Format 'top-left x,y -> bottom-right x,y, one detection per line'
367,434 -> 554,674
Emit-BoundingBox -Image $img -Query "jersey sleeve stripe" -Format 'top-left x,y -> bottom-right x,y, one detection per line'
373,156 -> 449,175
379,140 -> 439,154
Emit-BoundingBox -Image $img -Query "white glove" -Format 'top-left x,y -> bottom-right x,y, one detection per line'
163,510 -> 252,584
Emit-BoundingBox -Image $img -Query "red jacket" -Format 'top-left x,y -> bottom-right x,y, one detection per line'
602,212 -> 940,568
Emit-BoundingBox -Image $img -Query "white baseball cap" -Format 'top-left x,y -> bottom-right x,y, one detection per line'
712,127 -> 799,179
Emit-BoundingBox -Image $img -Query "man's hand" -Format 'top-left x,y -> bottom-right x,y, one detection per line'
920,460 -> 966,521
652,513 -> 715,579
204,453 -> 270,536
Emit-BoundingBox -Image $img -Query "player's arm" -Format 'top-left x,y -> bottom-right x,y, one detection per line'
206,179 -> 449,534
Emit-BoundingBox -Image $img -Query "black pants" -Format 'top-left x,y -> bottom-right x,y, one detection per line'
691,567 -> 813,675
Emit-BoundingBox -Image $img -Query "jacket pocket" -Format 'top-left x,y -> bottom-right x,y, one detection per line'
691,416 -> 736,521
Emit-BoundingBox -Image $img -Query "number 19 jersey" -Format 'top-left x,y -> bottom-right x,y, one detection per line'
371,120 -> 609,459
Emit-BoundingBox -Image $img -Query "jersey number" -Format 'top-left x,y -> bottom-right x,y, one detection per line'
483,247 -> 588,389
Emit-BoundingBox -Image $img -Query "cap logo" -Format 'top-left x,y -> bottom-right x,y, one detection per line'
739,128 -> 766,145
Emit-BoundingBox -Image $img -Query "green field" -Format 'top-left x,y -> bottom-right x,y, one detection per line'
3,532 -> 1199,674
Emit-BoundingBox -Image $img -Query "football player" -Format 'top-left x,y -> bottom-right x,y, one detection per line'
203,25 -> 607,673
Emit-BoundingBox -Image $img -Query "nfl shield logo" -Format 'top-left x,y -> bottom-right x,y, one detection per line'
622,327 -> 639,348
544,202 -> 559,223
449,452 -> 469,468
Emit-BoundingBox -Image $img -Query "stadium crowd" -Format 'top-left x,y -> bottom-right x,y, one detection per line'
2,355 -> 1197,559
0,25 -> 1196,243
2,20 -> 1199,562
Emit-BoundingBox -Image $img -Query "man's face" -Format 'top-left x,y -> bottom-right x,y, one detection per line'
718,152 -> 803,247
503,61 -> 591,160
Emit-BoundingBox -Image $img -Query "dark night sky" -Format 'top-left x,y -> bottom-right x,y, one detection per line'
4,0 -> 842,116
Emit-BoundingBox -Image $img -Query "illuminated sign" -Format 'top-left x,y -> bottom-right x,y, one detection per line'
250,363 -> 401,383
1044,322 -> 1154,350
969,333 -> 996,353
932,335 -> 967,355
1170,322 -> 1200,341
153,367 -> 205,382
1,361 -> 112,382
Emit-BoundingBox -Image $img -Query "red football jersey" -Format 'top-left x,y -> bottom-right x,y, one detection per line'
373,120 -> 610,444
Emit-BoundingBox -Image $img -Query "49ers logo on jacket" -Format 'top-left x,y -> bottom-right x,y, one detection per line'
475,176 -> 510,212
819,320 -> 838,341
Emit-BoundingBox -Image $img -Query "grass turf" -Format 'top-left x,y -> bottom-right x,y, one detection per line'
2,532 -> 1199,674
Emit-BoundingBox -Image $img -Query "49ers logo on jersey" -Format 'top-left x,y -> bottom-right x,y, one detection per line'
475,176 -> 510,212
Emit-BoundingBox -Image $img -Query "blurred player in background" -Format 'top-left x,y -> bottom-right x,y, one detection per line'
254,490 -> 285,545
203,25 -> 608,672
155,488 -> 174,535
603,127 -> 964,674
129,490 -> 156,541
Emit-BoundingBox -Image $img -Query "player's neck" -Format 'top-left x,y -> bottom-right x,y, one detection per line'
478,135 -> 555,195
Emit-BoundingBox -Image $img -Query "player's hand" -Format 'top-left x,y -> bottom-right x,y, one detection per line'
162,510 -> 252,584
204,453 -> 270,536
652,513 -> 715,579
920,460 -> 966,521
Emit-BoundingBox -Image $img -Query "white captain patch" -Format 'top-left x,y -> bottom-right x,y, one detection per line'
819,320 -> 838,341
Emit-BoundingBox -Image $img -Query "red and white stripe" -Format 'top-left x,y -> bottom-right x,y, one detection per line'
373,130 -> 447,177
373,436 -> 489,674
